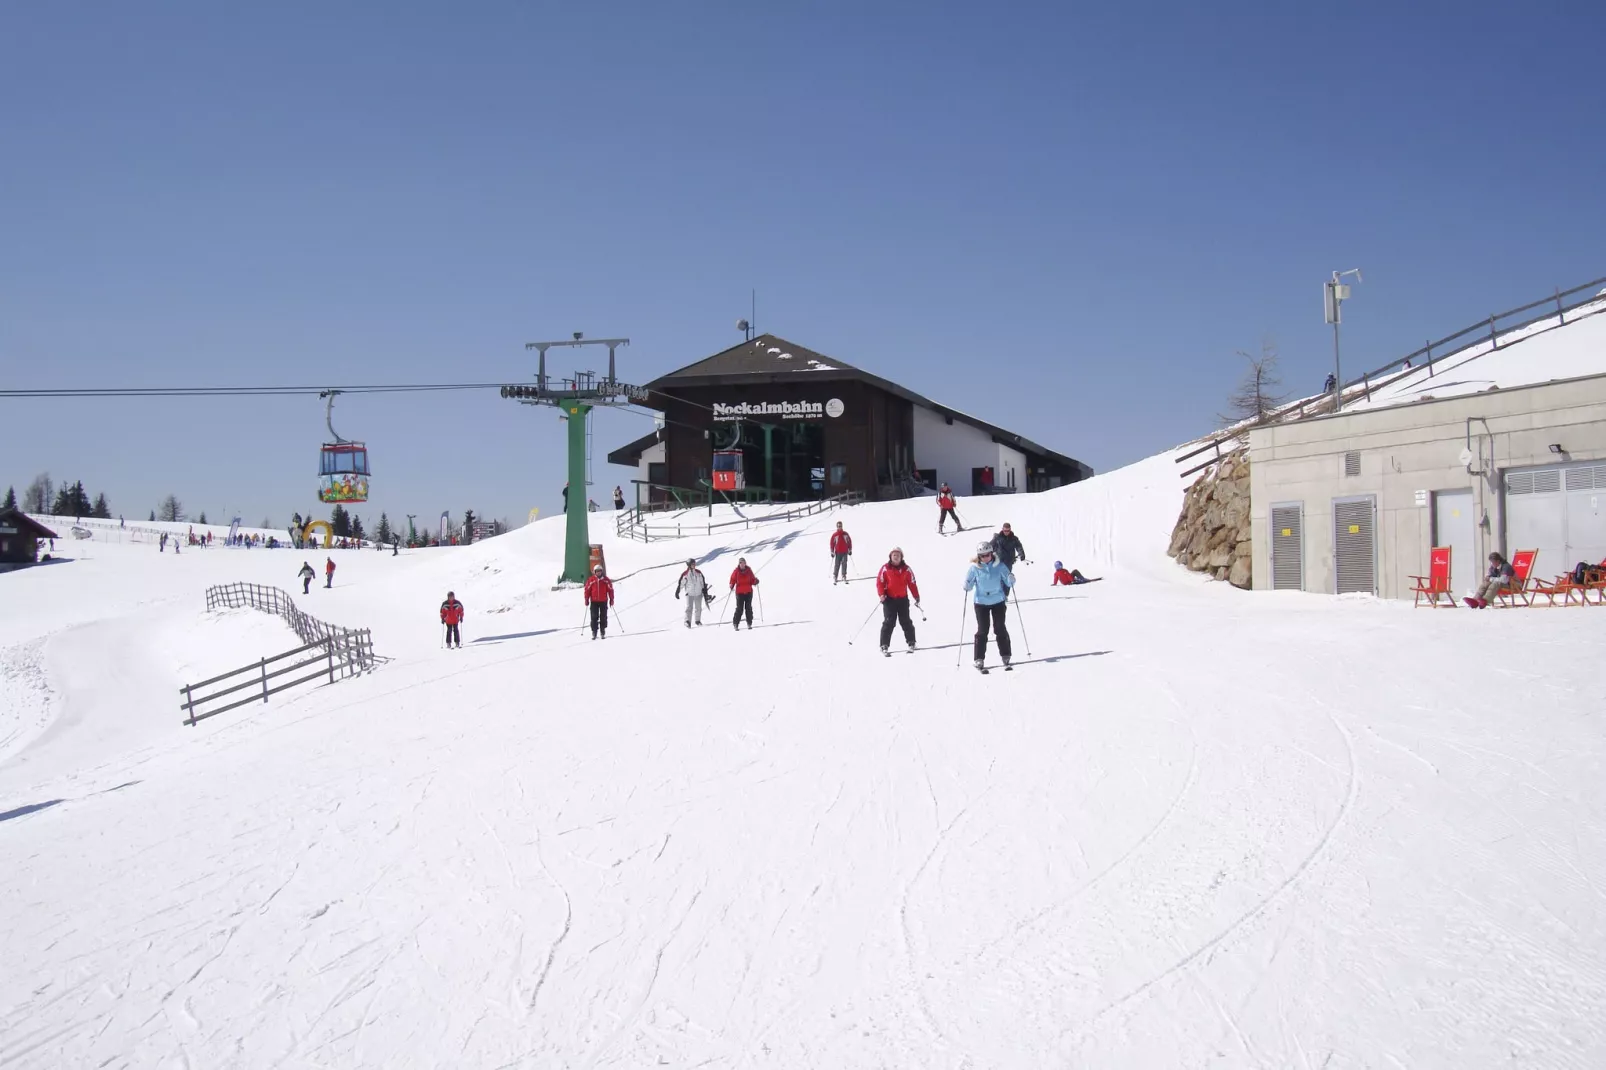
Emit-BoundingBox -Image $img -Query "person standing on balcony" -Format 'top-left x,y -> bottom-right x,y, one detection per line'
613,486 -> 626,510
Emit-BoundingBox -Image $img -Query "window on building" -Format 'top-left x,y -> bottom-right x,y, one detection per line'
829,463 -> 848,486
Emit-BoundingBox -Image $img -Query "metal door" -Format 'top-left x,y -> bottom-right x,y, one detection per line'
1333,496 -> 1377,595
1505,467 -> 1564,576
1564,464 -> 1606,565
1432,489 -> 1475,595
1270,503 -> 1304,591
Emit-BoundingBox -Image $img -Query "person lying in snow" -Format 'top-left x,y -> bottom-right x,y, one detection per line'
1051,561 -> 1100,585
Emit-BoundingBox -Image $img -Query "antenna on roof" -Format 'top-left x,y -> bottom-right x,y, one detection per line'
751,289 -> 757,337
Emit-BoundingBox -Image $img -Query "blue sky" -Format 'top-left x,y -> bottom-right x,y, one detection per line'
3,2 -> 1602,530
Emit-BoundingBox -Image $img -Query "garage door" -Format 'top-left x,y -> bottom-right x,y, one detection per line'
1270,503 -> 1303,591
1505,462 -> 1606,575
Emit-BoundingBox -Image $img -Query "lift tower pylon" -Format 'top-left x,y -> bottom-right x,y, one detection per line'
500,335 -> 644,584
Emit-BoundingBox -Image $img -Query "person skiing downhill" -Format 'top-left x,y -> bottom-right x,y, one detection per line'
729,557 -> 759,630
675,558 -> 708,627
830,522 -> 853,584
875,548 -> 921,654
298,561 -> 316,594
990,523 -> 1026,572
440,591 -> 466,648
937,484 -> 962,533
584,564 -> 615,639
965,541 -> 1016,670
325,556 -> 336,588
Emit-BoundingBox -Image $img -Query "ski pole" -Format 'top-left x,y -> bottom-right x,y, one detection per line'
756,587 -> 765,622
1011,587 -> 1033,657
915,603 -> 927,622
611,605 -> 625,633
847,602 -> 880,645
956,598 -> 969,668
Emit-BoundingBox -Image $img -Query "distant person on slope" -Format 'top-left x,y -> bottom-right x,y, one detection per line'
1466,551 -> 1516,609
440,591 -> 466,648
613,486 -> 626,510
937,484 -> 962,533
830,521 -> 853,584
298,561 -> 316,594
584,564 -> 615,639
325,557 -> 336,588
1052,561 -> 1098,585
876,548 -> 921,654
965,541 -> 1016,670
675,558 -> 708,627
990,523 -> 1026,572
729,557 -> 759,630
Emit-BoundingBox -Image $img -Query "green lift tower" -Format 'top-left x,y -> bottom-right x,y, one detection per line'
500,334 -> 644,584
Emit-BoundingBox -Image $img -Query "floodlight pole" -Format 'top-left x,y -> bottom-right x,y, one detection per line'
506,336 -> 643,584
1325,269 -> 1362,412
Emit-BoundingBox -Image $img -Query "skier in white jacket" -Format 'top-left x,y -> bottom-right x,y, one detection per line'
675,558 -> 710,627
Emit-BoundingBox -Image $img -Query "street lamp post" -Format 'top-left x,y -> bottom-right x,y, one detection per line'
1324,269 -> 1363,411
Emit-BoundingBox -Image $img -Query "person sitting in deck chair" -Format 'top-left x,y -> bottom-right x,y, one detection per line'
1466,551 -> 1515,609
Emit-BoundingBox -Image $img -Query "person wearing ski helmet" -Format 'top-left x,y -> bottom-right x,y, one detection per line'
964,540 -> 1016,669
875,547 -> 921,653
440,591 -> 466,648
675,557 -> 708,627
584,564 -> 615,639
729,557 -> 759,630
1052,561 -> 1095,585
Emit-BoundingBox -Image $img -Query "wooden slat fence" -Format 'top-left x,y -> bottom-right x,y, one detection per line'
181,583 -> 376,725
616,491 -> 865,543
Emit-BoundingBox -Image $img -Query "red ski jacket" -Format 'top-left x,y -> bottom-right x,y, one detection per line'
729,566 -> 759,594
1052,568 -> 1075,586
583,576 -> 615,605
937,493 -> 955,511
830,531 -> 852,555
440,599 -> 465,624
876,561 -> 920,601
325,559 -> 336,574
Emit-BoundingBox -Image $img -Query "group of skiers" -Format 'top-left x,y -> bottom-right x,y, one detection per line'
297,557 -> 336,594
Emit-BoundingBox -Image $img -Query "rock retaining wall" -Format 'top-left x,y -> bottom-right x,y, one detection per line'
1168,448 -> 1252,588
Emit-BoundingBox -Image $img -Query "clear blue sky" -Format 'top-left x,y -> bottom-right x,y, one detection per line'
4,2 -> 1602,530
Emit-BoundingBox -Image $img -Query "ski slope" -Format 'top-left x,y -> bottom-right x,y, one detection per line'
3,450 -> 1604,1069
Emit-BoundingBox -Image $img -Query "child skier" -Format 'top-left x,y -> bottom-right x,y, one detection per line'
965,541 -> 1016,671
584,564 -> 615,638
729,557 -> 759,630
1052,561 -> 1098,585
440,591 -> 466,648
298,561 -> 316,594
937,484 -> 962,533
830,522 -> 853,584
875,548 -> 921,654
675,558 -> 708,627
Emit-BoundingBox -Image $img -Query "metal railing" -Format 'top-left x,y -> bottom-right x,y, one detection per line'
1176,274 -> 1606,478
616,491 -> 864,542
180,583 -> 376,725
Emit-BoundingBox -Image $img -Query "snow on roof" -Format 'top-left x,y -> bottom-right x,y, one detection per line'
1347,298 -> 1606,412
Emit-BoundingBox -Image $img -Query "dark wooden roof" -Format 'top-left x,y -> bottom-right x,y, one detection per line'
606,428 -> 663,467
643,334 -> 1093,478
0,509 -> 60,539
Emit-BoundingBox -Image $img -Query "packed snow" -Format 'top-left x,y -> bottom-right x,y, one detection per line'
3,448 -> 1603,1068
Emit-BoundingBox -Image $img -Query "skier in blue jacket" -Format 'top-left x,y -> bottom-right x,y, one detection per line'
964,540 -> 1016,670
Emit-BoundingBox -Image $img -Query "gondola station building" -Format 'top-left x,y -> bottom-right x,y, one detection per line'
608,334 -> 1091,504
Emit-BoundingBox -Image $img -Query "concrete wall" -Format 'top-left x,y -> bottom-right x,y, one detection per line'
912,405 -> 996,490
1248,373 -> 1606,599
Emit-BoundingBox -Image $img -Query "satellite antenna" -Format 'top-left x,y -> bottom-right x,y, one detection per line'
737,318 -> 751,340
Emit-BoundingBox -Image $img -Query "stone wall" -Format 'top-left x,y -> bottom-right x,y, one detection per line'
1168,447 -> 1252,588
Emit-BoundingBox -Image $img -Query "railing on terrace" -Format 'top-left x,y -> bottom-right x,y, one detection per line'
180,583 -> 376,725
616,491 -> 865,542
1175,274 -> 1606,479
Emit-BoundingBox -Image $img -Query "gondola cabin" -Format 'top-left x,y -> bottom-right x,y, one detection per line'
319,442 -> 370,503
711,449 -> 745,492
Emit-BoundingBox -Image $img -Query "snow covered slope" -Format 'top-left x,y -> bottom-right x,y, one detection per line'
3,453 -> 1603,1069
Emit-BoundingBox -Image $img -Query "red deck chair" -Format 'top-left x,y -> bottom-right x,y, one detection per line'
1410,547 -> 1456,607
1494,550 -> 1538,607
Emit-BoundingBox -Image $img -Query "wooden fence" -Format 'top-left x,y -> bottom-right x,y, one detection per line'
181,583 -> 376,725
616,491 -> 864,542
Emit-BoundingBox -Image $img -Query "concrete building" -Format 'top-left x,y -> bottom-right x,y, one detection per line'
1249,372 -> 1606,599
608,334 -> 1090,505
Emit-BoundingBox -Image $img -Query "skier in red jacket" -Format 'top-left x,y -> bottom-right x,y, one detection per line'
875,547 -> 921,654
729,557 -> 759,630
829,522 -> 853,584
937,484 -> 962,534
583,565 -> 615,639
439,591 -> 466,648
1052,561 -> 1098,586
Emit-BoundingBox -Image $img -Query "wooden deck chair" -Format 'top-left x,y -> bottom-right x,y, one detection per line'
1583,564 -> 1606,606
1410,547 -> 1456,607
1529,571 -> 1583,607
1494,550 -> 1538,607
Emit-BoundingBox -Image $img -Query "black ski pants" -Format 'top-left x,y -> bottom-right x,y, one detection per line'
302,577 -> 312,594
444,622 -> 461,646
589,600 -> 609,636
732,592 -> 754,628
880,597 -> 915,648
973,601 -> 1011,662
939,507 -> 961,531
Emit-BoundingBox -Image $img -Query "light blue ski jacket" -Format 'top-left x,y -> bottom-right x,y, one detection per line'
964,558 -> 1015,606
